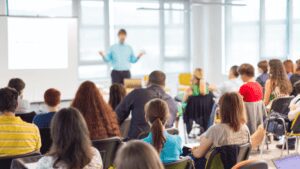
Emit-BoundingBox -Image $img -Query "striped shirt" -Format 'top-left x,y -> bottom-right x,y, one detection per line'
0,116 -> 41,157
104,43 -> 139,71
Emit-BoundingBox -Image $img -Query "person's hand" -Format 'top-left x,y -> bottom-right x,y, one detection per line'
137,52 -> 144,58
98,51 -> 105,57
191,146 -> 201,158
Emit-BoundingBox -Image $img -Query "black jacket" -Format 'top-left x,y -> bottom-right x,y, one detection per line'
116,85 -> 177,139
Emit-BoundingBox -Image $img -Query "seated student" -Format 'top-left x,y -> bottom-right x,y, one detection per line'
33,88 -> 61,128
0,87 -> 41,156
290,59 -> 300,96
183,68 -> 210,103
288,81 -> 300,122
214,65 -> 242,99
109,83 -> 126,110
143,99 -> 182,163
238,64 -> 263,103
256,60 -> 269,88
36,108 -> 103,169
115,140 -> 164,169
238,64 -> 265,134
191,92 -> 250,169
116,71 -> 177,139
72,81 -> 121,140
283,59 -> 295,79
8,78 -> 30,113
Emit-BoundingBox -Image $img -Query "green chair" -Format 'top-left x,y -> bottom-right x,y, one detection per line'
164,156 -> 195,169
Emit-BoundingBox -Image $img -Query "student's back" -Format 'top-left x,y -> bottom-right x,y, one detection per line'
143,99 -> 182,163
0,87 -> 41,156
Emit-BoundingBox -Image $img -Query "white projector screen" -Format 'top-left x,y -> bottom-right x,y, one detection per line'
8,18 -> 69,70
0,16 -> 78,102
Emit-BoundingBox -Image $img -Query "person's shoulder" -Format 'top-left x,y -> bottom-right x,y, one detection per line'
142,133 -> 152,143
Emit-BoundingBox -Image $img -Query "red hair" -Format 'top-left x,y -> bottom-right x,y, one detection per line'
44,88 -> 61,107
71,81 -> 121,140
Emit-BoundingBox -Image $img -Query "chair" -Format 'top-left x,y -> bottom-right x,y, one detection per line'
11,155 -> 43,169
92,137 -> 123,169
166,128 -> 179,135
0,152 -> 40,169
178,73 -> 192,92
244,101 -> 266,135
124,78 -> 142,89
183,94 -> 215,135
39,128 -> 52,154
236,143 -> 251,162
205,143 -> 251,169
16,112 -> 36,123
232,159 -> 268,169
164,156 -> 195,169
270,96 -> 294,115
281,113 -> 300,155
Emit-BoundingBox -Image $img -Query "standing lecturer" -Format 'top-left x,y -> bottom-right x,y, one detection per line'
99,29 -> 144,84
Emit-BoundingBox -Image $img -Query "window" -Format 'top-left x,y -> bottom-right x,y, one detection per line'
78,0 -> 107,80
8,0 -> 191,80
292,0 -> 300,58
225,0 -> 299,73
8,0 -> 72,16
263,0 -> 287,58
225,0 -> 260,72
112,1 -> 160,76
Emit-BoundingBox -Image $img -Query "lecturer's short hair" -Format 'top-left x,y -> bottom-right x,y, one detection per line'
118,29 -> 127,36
149,71 -> 166,86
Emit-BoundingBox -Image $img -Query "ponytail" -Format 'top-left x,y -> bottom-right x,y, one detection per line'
151,118 -> 166,154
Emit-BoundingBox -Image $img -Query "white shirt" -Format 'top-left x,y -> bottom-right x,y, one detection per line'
36,147 -> 103,169
15,96 -> 30,114
214,78 -> 242,99
288,95 -> 300,121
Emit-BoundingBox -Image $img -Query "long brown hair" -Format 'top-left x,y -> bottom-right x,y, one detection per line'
219,92 -> 247,132
48,107 -> 92,169
145,99 -> 169,154
115,140 -> 164,169
108,83 -> 126,110
269,59 -> 292,95
71,81 -> 121,140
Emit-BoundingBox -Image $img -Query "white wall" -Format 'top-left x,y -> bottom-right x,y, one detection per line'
191,4 -> 227,84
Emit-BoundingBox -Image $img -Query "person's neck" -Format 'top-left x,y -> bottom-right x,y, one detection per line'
1,112 -> 15,116
245,77 -> 255,83
148,84 -> 165,89
47,106 -> 58,113
229,76 -> 236,80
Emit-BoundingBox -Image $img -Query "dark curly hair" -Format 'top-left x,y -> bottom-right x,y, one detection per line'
0,87 -> 19,112
269,59 -> 292,95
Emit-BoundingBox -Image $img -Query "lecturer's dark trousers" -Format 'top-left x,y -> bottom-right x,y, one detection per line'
111,70 -> 131,85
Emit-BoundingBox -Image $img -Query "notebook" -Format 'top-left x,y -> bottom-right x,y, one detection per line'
272,154 -> 300,169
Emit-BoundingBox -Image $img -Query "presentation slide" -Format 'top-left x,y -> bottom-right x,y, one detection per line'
8,18 -> 69,70
0,16 -> 78,102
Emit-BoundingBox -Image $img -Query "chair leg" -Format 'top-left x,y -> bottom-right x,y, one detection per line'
286,136 -> 290,155
260,134 -> 265,158
281,136 -> 285,157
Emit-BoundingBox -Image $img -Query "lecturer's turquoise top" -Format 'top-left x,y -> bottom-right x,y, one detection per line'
104,43 -> 139,71
143,131 -> 183,164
